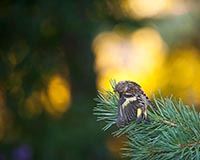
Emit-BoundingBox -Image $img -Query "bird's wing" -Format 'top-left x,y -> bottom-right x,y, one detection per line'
116,93 -> 143,127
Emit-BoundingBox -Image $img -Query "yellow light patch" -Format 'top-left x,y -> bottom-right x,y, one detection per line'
120,0 -> 189,19
106,136 -> 127,159
93,28 -> 167,95
41,75 -> 71,117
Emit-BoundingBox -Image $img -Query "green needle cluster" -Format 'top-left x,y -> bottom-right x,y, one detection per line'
94,80 -> 200,160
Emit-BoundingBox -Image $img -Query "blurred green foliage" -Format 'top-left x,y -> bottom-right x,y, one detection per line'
0,0 -> 115,159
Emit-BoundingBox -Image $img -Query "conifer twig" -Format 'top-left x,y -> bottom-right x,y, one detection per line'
93,80 -> 200,160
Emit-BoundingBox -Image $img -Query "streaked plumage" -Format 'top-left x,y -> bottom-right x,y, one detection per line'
114,80 -> 155,127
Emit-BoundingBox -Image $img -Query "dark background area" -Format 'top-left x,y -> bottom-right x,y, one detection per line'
0,1 -> 119,159
0,0 -> 200,159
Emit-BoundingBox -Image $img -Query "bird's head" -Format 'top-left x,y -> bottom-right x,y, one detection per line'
114,81 -> 128,96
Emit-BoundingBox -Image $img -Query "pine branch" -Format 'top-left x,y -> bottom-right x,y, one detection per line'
93,80 -> 200,160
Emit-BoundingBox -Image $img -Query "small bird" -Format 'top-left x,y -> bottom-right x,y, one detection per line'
114,80 -> 155,127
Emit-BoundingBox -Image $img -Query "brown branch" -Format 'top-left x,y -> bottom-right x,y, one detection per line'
179,141 -> 200,148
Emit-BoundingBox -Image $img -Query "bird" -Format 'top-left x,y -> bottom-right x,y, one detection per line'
114,80 -> 155,127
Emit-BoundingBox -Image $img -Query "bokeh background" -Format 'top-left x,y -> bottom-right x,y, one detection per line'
0,0 -> 200,159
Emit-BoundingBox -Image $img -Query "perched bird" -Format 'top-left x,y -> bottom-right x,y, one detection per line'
114,80 -> 155,127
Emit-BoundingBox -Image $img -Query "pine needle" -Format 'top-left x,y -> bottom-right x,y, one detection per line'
93,80 -> 200,159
